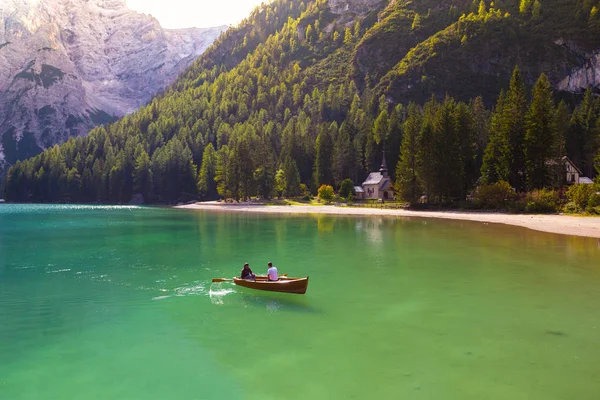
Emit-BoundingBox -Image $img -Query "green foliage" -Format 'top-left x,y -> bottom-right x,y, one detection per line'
532,0 -> 542,19
197,143 -> 217,200
133,148 -> 153,201
275,168 -> 286,198
411,14 -> 422,30
521,189 -> 560,214
478,1 -> 487,16
317,184 -> 334,204
588,192 -> 600,207
481,67 -> 528,190
520,0 -> 533,14
395,103 -> 422,202
566,184 -> 597,209
373,109 -> 389,145
567,88 -> 600,178
339,178 -> 355,199
524,73 -> 556,190
562,201 -> 580,214
344,28 -> 353,45
315,128 -> 333,187
283,157 -> 301,197
474,181 -> 515,209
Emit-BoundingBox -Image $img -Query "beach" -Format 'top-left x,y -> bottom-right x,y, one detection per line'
177,202 -> 600,239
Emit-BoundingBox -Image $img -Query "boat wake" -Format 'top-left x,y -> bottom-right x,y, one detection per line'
208,283 -> 235,305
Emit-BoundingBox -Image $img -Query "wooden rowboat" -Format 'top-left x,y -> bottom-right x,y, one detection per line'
232,276 -> 309,295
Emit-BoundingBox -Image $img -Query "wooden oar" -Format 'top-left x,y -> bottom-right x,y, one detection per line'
212,274 -> 287,283
212,278 -> 233,283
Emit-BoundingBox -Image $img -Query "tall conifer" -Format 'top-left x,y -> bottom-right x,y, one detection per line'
524,73 -> 556,189
395,103 -> 422,202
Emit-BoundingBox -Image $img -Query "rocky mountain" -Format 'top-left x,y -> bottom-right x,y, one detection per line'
0,0 -> 226,176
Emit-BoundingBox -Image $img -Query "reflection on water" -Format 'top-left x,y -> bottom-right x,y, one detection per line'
207,281 -> 316,313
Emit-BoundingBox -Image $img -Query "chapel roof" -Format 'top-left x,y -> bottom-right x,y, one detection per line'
363,172 -> 384,185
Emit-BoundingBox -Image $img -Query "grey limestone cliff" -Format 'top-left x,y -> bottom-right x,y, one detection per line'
0,0 -> 226,174
558,52 -> 600,93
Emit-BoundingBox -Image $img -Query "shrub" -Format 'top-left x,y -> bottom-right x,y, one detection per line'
474,181 -> 515,209
562,201 -> 580,214
317,184 -> 334,204
299,183 -> 312,201
522,189 -> 560,214
566,184 -> 595,209
588,206 -> 600,215
339,178 -> 355,200
588,193 -> 600,208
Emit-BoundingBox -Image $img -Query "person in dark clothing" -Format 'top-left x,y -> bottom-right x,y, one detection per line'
241,263 -> 256,281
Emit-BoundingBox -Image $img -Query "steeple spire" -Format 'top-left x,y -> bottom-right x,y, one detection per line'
379,150 -> 388,177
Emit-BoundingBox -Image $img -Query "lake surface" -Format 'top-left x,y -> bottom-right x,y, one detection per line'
1,204 -> 599,399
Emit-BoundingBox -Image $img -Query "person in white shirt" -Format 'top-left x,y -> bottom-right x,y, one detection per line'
267,262 -> 278,281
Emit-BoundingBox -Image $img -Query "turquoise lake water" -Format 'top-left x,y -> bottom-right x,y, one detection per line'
1,204 -> 599,399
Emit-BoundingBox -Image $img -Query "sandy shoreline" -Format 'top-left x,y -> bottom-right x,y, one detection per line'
175,203 -> 600,239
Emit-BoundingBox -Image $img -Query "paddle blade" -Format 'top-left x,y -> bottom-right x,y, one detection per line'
212,278 -> 232,283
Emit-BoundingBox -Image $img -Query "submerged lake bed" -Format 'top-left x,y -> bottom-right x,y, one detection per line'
1,205 -> 599,399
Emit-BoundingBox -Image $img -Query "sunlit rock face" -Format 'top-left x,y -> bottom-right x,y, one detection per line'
558,52 -> 600,93
0,0 -> 227,171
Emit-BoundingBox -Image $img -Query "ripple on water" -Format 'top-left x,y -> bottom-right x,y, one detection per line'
209,286 -> 236,305
173,282 -> 206,297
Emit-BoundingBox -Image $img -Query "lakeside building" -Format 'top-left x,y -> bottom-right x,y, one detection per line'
354,155 -> 395,201
559,156 -> 593,185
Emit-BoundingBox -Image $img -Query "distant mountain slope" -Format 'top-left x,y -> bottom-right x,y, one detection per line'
5,0 -> 600,203
0,0 -> 226,172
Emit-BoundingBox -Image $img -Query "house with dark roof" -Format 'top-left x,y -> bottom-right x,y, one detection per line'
548,156 -> 593,185
357,155 -> 394,200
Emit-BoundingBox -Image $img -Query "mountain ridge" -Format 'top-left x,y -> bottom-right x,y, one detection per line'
0,0 -> 226,177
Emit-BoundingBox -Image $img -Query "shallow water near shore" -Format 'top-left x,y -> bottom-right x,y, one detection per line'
1,204 -> 599,399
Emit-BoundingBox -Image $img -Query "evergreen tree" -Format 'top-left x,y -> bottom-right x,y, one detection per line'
333,122 -> 352,187
524,73 -> 557,189
567,88 -> 600,178
343,28 -> 353,44
552,101 -> 570,188
315,127 -> 333,186
373,109 -> 390,145
432,97 -> 463,201
133,149 -> 153,202
387,104 -> 404,180
417,98 -> 438,198
395,103 -> 422,202
197,143 -> 217,200
503,66 -> 528,191
215,145 -> 232,199
339,178 -> 355,199
283,156 -> 301,196
275,168 -> 286,198
532,0 -> 542,19
471,96 -> 490,175
455,102 -> 478,196
481,91 -> 508,184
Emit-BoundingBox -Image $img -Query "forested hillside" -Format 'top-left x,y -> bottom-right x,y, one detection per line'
5,0 -> 600,203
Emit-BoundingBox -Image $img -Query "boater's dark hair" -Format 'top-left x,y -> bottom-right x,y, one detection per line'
244,263 -> 249,268
268,262 -> 272,267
